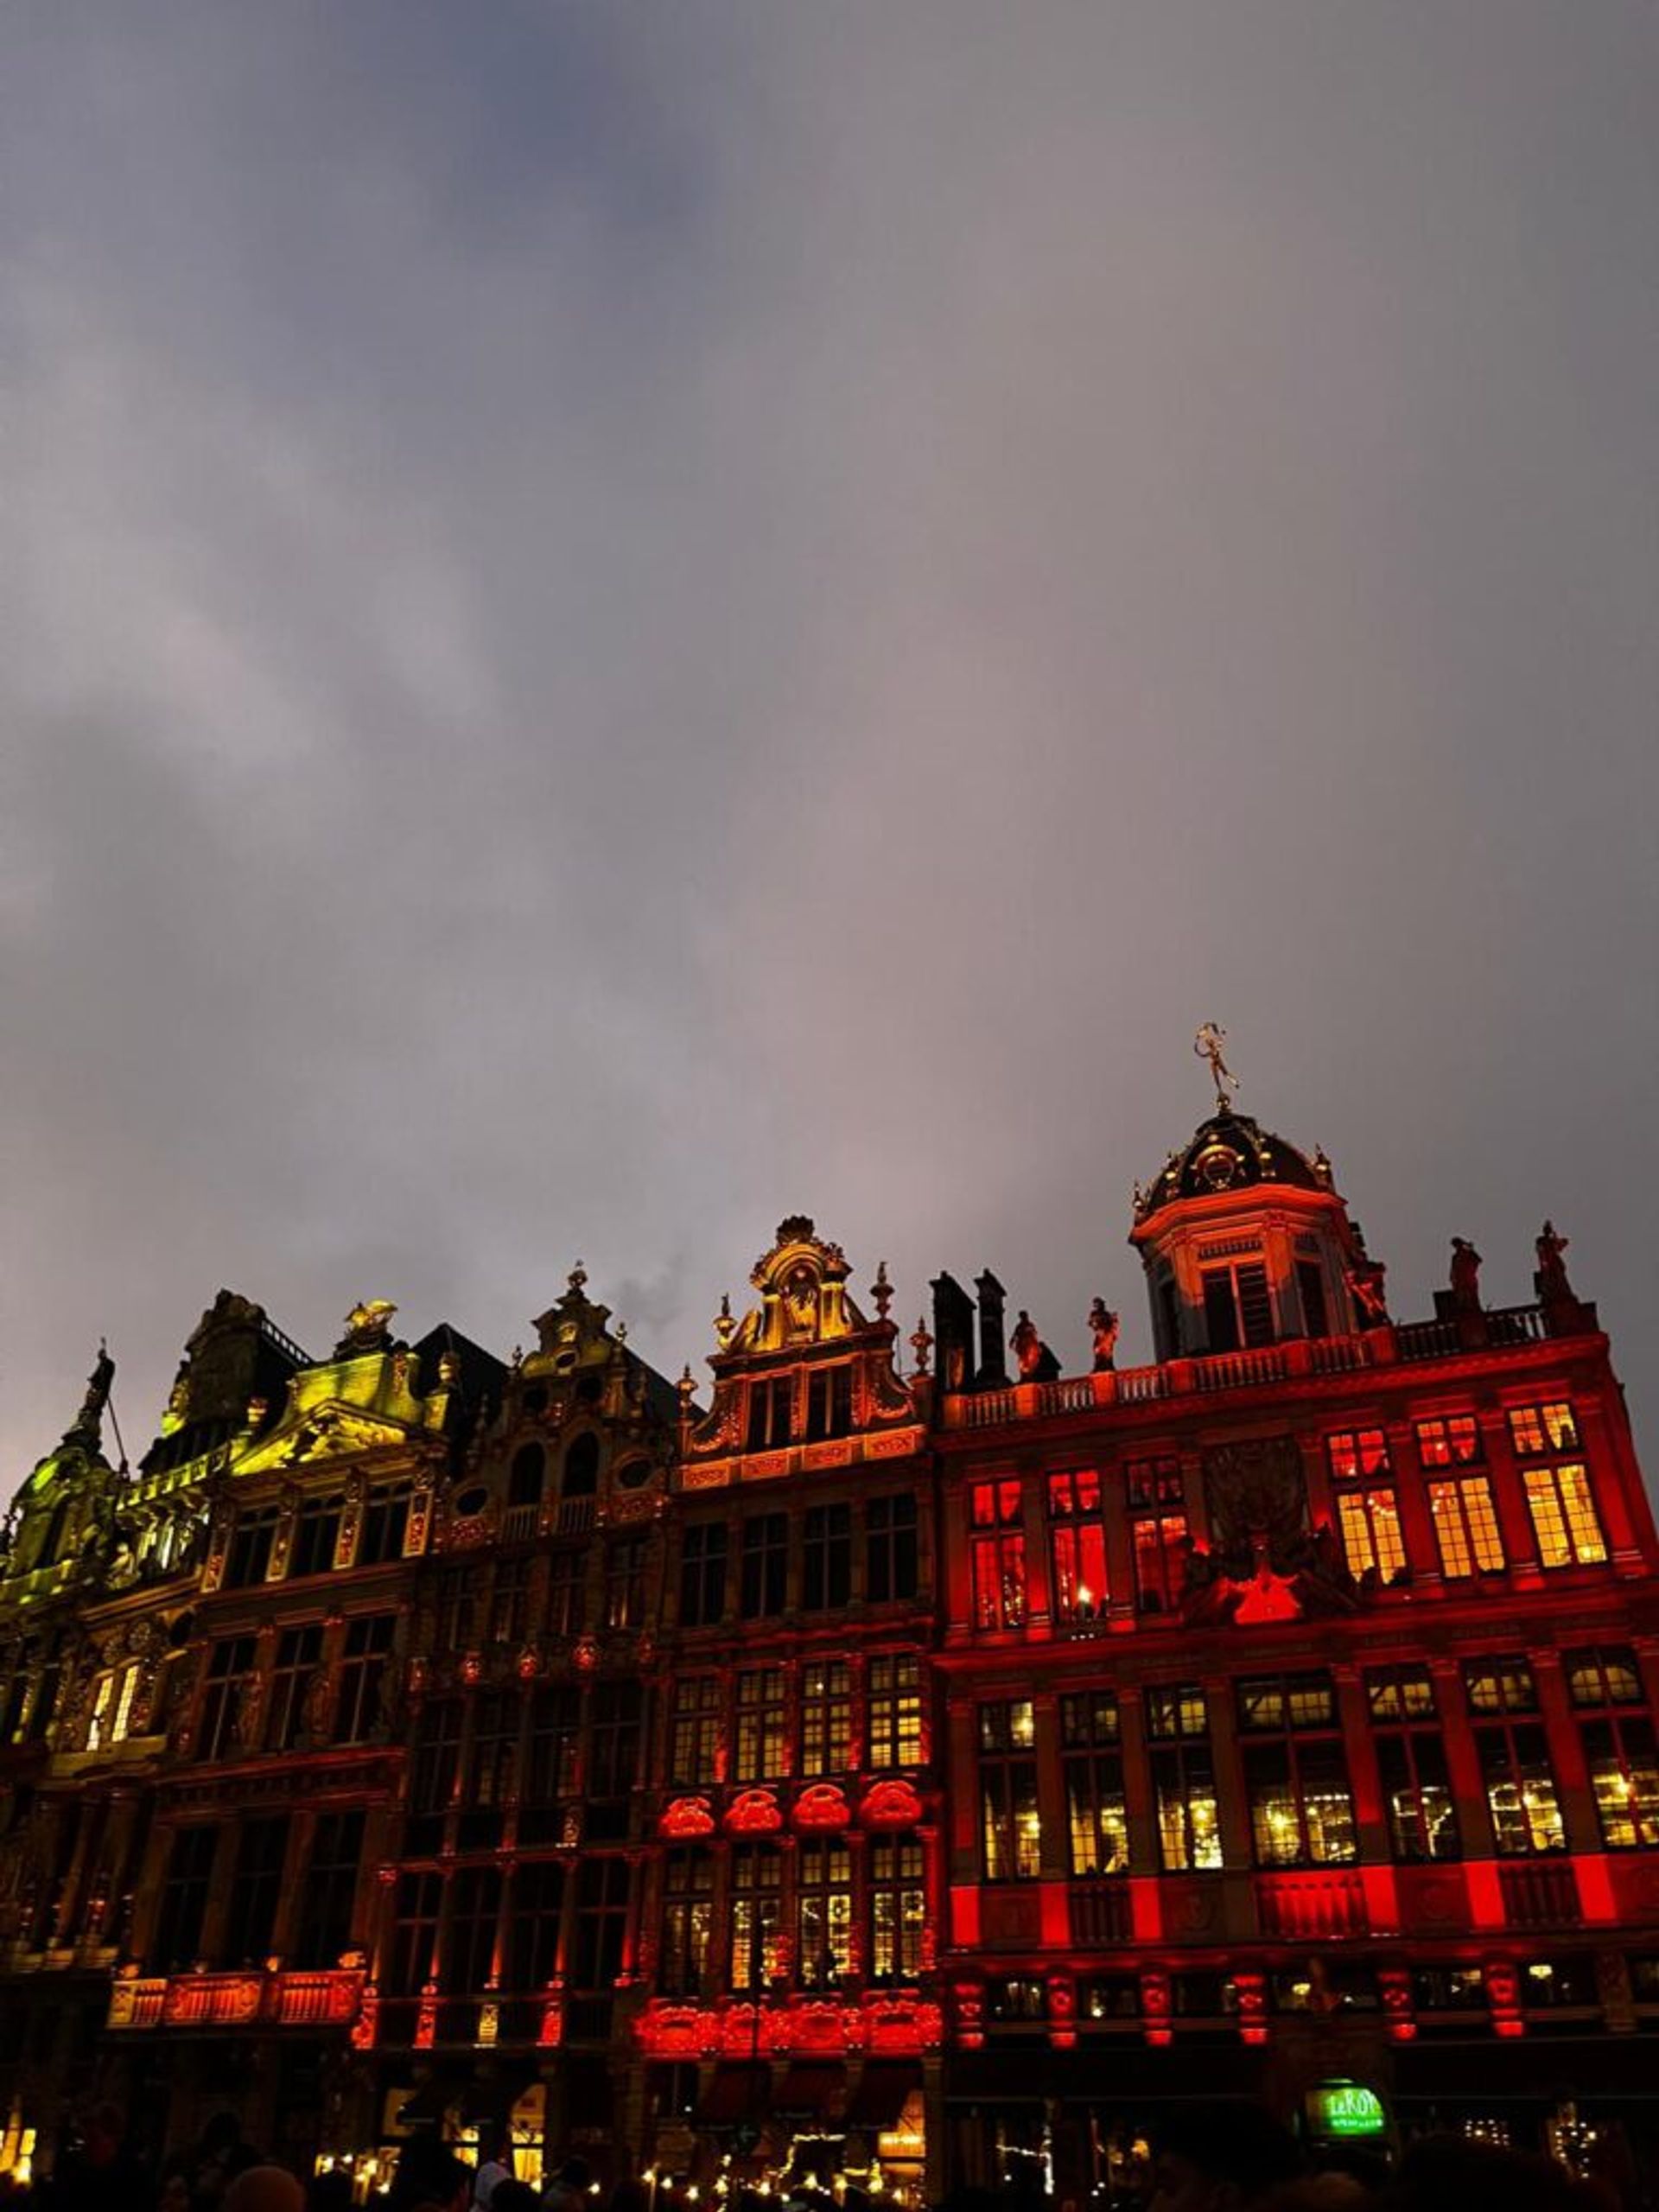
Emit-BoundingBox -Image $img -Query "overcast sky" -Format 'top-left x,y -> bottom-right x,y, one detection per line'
4,3 -> 1657,1493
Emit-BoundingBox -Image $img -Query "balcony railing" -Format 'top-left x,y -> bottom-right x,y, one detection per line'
1498,1859 -> 1580,1929
942,1306 -> 1561,1428
1254,1870 -> 1369,1942
1069,1880 -> 1132,1948
107,1966 -> 365,2032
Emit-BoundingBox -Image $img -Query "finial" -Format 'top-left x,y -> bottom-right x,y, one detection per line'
677,1362 -> 696,1408
510,1344 -> 524,1374
1132,1177 -> 1147,1214
1312,1145 -> 1332,1186
614,1318 -> 628,1344
569,1259 -> 588,1294
1194,1022 -> 1240,1112
714,1294 -> 736,1350
909,1315 -> 933,1378
872,1260 -> 893,1322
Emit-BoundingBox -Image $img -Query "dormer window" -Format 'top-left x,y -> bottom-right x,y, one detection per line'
562,1434 -> 600,1499
805,1365 -> 853,1442
746,1377 -> 793,1452
1202,1260 -> 1274,1353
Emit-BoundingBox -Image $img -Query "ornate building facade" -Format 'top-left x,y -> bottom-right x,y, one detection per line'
3,1086 -> 1658,2200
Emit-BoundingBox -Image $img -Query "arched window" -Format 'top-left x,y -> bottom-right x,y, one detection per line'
562,1434 -> 601,1499
509,1443 -> 547,1509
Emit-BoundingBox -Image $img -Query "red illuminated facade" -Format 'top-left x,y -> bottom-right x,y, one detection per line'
3,1094 -> 1658,2197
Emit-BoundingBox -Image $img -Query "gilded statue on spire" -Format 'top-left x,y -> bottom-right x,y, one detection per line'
1194,1022 -> 1240,1111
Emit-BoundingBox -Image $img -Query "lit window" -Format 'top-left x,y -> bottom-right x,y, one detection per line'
799,1660 -> 851,1777
867,1652 -> 921,1768
1415,1415 -> 1482,1468
979,1700 -> 1041,1880
1238,1675 -> 1357,1869
1522,1465 -> 1607,1568
1428,1478 -> 1505,1577
1060,1694 -> 1128,1874
1147,1684 -> 1221,1871
868,1834 -> 925,1981
671,1676 -> 722,1784
1047,1469 -> 1107,1620
1565,1650 -> 1659,1851
795,1838 -> 853,1986
1326,1430 -> 1390,1483
1465,1660 -> 1564,1855
1127,1459 -> 1187,1615
734,1668 -> 786,1781
969,1480 -> 1027,1630
1508,1402 -> 1580,1457
1368,1670 -> 1459,1862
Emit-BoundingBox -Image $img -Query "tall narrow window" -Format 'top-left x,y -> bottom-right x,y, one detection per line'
969,1480 -> 1026,1630
572,1857 -> 630,1987
741,1513 -> 788,1619
659,1847 -> 712,1998
508,1443 -> 546,1510
1566,1649 -> 1659,1850
1128,1460 -> 1188,1614
588,1681 -> 642,1806
1237,1674 -> 1357,1867
1427,1476 -> 1505,1577
802,1503 -> 852,1611
1297,1261 -> 1331,1339
389,1871 -> 442,1997
358,1483 -> 412,1567
605,1534 -> 648,1630
868,1834 -> 925,1982
1047,1470 -> 1108,1621
1508,1404 -> 1605,1567
1061,1693 -> 1128,1874
526,1688 -> 581,1807
799,1662 -> 850,1777
1202,1261 -> 1274,1352
435,1565 -> 478,1652
467,1692 -> 521,1812
978,1700 -> 1040,1880
746,1378 -> 794,1452
1326,1430 -> 1406,1584
289,1494 -> 345,1579
545,1549 -> 584,1639
196,1637 -> 256,1764
152,1827 -> 219,1970
734,1669 -> 786,1781
562,1434 -> 601,1498
490,1558 -> 534,1646
224,1816 -> 288,1964
226,1506 -> 281,1588
678,1523 -> 728,1628
506,1859 -> 565,1993
867,1653 -> 921,1769
1465,1659 -> 1566,1855
412,1699 -> 463,1817
442,1866 -> 501,1993
1368,1669 -> 1459,1862
266,1625 -> 324,1753
729,1845 -> 782,1989
296,1811 -> 365,1969
866,1493 -> 918,1603
336,1616 -> 396,1744
805,1365 -> 854,1442
671,1677 -> 722,1786
796,1839 -> 853,1987
1147,1684 -> 1222,1872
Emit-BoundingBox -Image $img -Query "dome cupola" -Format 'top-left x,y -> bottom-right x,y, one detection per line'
1130,1029 -> 1376,1361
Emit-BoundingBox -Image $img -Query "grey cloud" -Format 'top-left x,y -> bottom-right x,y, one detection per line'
3,1 -> 1656,1481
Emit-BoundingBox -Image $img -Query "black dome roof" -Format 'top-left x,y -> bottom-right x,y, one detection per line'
1135,1105 -> 1330,1223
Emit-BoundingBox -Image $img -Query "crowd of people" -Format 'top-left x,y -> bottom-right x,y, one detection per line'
3,2103 -> 1653,2212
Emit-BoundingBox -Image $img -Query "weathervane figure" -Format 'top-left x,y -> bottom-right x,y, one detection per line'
1194,1022 -> 1240,1110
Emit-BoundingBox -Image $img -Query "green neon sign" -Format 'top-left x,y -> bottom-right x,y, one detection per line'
1307,2081 -> 1387,2139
